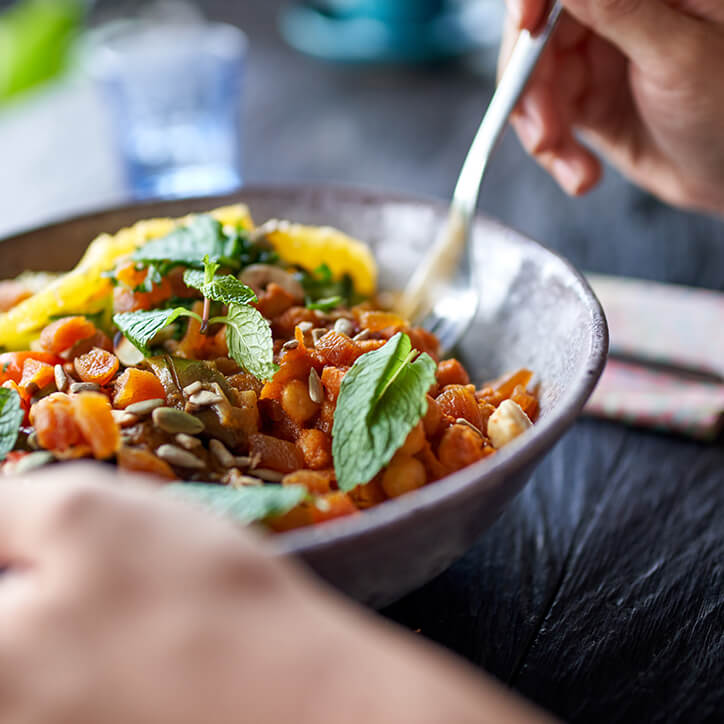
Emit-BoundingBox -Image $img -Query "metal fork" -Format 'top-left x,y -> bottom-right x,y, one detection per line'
397,2 -> 563,356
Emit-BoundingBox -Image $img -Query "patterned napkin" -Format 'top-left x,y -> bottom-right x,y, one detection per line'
584,275 -> 724,441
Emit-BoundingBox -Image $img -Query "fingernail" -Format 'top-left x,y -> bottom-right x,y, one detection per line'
552,159 -> 583,194
516,114 -> 542,151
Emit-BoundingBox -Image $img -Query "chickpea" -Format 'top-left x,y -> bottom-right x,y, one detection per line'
281,379 -> 319,424
381,455 -> 427,498
398,421 -> 425,456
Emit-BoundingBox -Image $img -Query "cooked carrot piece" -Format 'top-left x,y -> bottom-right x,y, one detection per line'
417,441 -> 448,482
113,262 -> 173,313
494,369 -> 534,398
255,283 -> 295,319
314,331 -> 361,367
511,384 -> 539,421
0,352 -> 62,385
30,393 -> 82,451
70,392 -> 120,460
117,446 -> 177,480
348,478 -> 387,509
249,433 -> 304,473
272,307 -> 316,338
436,385 -> 483,431
74,348 -> 119,386
357,310 -> 404,332
19,359 -> 55,394
113,368 -> 166,409
282,468 -> 334,495
267,504 -> 315,532
296,429 -> 332,470
311,492 -> 359,524
320,366 -> 346,402
436,359 -> 470,387
407,327 -> 440,360
0,281 -> 31,312
437,424 -> 492,472
2,380 -> 30,424
39,316 -> 97,355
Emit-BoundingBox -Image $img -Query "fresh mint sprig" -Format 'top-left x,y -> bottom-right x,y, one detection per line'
332,333 -> 436,492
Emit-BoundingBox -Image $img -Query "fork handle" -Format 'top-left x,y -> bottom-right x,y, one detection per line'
398,3 -> 563,320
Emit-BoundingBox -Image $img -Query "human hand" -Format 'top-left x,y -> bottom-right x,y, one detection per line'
0,464 -> 553,724
500,0 -> 724,213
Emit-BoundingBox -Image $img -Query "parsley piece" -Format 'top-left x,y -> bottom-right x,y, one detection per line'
0,387 -> 24,462
306,296 -> 343,312
332,332 -> 436,492
164,483 -> 307,525
297,263 -> 358,306
113,308 -> 201,355
222,304 -> 279,382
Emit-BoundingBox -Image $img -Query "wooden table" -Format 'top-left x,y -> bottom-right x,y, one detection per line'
1,1 -> 723,720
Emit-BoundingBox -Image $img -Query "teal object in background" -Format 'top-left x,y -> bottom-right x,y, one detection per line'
280,0 -> 486,64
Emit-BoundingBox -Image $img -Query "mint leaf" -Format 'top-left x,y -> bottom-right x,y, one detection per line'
133,216 -> 228,268
0,388 -> 24,462
113,308 -> 199,356
223,304 -> 278,382
332,332 -> 436,492
163,483 -> 306,525
306,296 -> 342,312
183,269 -> 257,307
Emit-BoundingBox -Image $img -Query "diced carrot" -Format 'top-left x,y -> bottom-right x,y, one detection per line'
348,478 -> 387,509
436,385 -> 483,431
282,468 -> 335,495
357,310 -> 405,332
255,283 -> 295,319
296,429 -> 332,470
267,504 -> 315,532
176,301 -> 206,359
315,399 -> 335,436
436,359 -> 470,387
0,352 -> 62,385
407,327 -> 440,360
272,307 -> 317,338
260,347 -> 315,401
0,281 -> 31,312
70,392 -> 120,460
19,359 -> 55,395
113,368 -> 166,409
494,369 -> 534,398
249,433 -> 304,473
314,331 -> 362,367
30,393 -> 82,451
437,424 -> 492,472
74,348 -> 119,387
113,262 -> 173,313
356,340 -> 386,354
320,366 -> 347,402
117,446 -> 177,480
310,492 -> 359,524
39,317 -> 97,355
511,384 -> 539,422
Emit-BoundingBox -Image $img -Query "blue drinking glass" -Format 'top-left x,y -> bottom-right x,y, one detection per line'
91,19 -> 246,200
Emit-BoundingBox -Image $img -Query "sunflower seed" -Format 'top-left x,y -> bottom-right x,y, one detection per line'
252,468 -> 285,482
176,433 -> 202,450
455,418 -> 484,438
27,431 -> 40,450
54,365 -> 69,393
126,398 -> 165,417
308,368 -> 324,404
111,410 -> 139,428
70,382 -> 101,394
183,381 -> 204,397
152,407 -> 205,435
187,390 -> 224,409
226,469 -> 263,488
13,451 -> 55,475
209,439 -> 236,468
282,339 -> 299,351
234,455 -> 253,468
334,318 -> 354,336
156,444 -> 206,470
353,329 -> 371,342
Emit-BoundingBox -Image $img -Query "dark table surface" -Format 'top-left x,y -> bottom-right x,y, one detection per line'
7,1 -> 724,721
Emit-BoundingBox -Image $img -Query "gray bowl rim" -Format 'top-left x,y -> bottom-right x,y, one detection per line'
0,183 -> 609,557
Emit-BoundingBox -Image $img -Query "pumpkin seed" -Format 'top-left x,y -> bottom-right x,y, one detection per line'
152,407 -> 205,435
155,444 -> 206,470
253,468 -> 284,482
308,368 -> 324,404
187,390 -> 224,409
234,455 -> 253,468
14,451 -> 55,475
282,339 -> 299,351
183,381 -> 204,397
176,433 -> 202,450
226,469 -> 264,487
111,410 -> 140,428
54,365 -> 69,393
334,318 -> 354,336
70,382 -> 101,394
126,398 -> 165,417
209,439 -> 235,468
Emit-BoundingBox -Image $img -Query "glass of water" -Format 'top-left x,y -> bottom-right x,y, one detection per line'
91,15 -> 246,200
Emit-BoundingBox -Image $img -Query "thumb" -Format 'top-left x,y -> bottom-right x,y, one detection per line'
561,0 -> 708,74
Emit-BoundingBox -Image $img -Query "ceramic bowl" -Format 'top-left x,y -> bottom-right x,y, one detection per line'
0,185 -> 608,607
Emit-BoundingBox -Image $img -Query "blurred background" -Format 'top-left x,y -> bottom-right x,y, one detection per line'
0,0 -> 723,292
